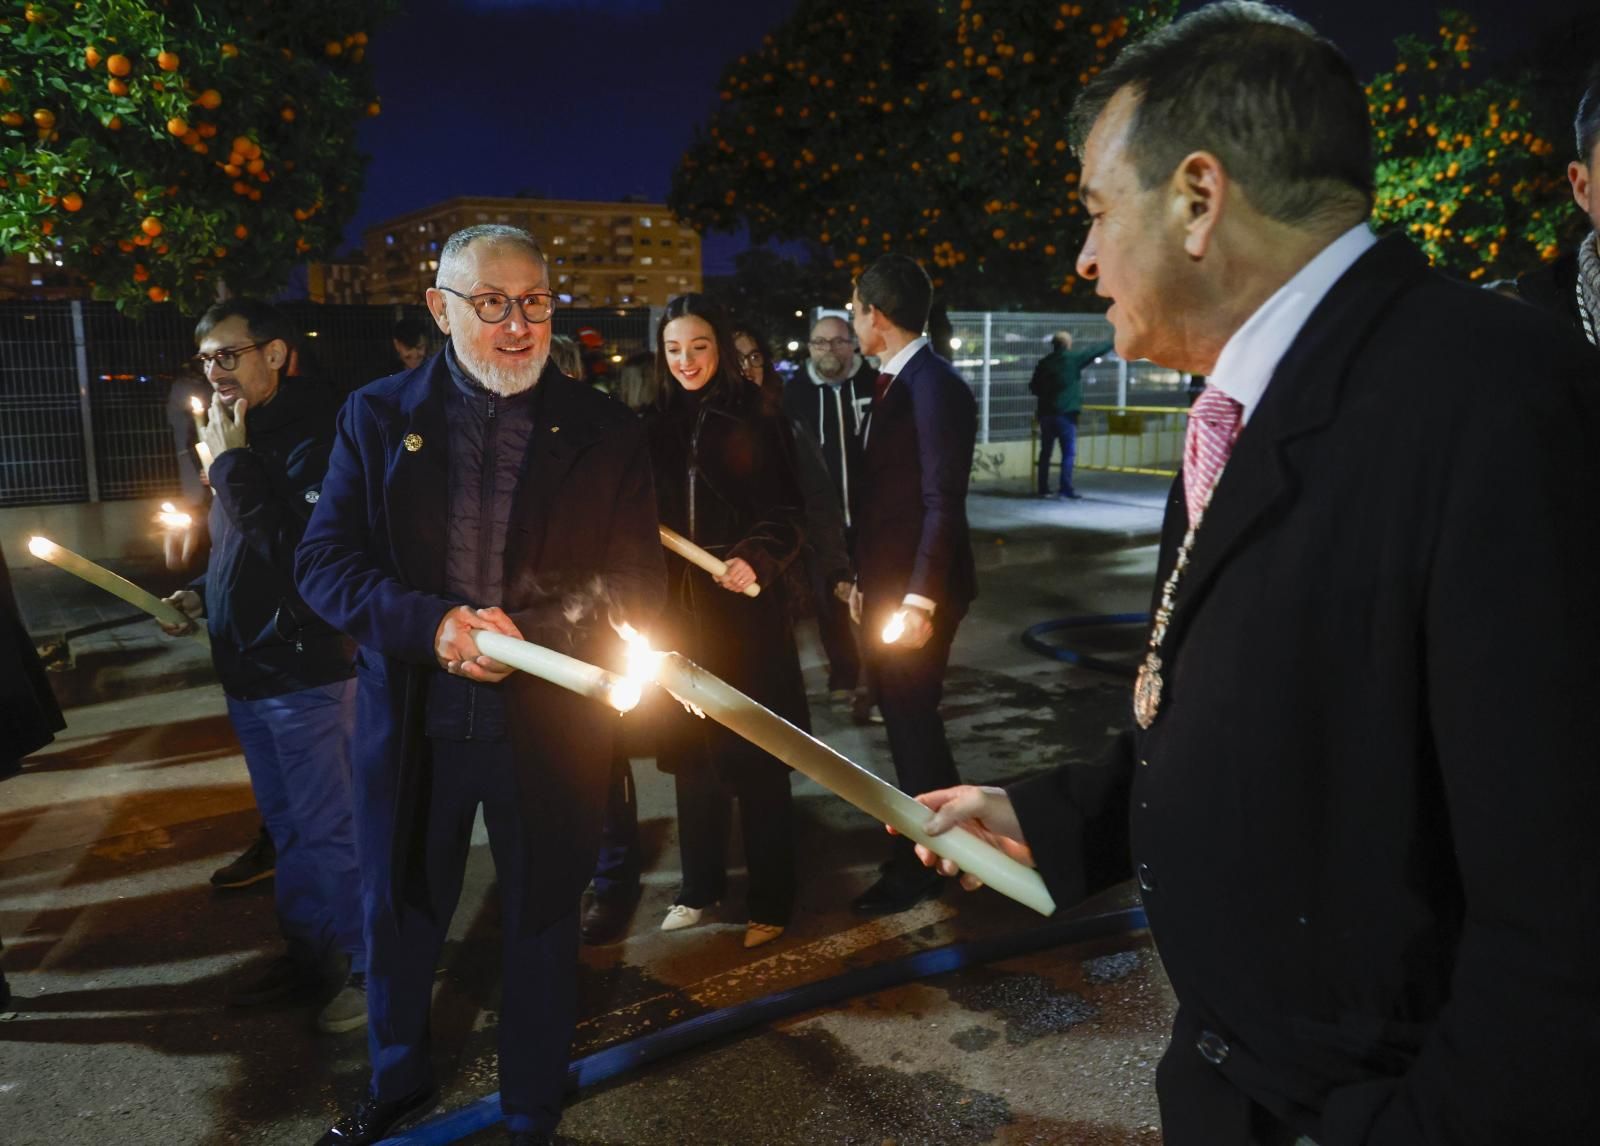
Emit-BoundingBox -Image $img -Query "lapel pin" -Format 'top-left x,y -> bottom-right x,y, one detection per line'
549,425 -> 560,433
403,433 -> 423,453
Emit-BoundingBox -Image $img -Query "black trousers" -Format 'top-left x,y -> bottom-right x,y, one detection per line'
672,749 -> 796,925
809,551 -> 860,692
361,738 -> 579,1137
863,606 -> 963,878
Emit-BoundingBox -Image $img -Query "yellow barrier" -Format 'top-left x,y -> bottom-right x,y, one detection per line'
1033,405 -> 1189,479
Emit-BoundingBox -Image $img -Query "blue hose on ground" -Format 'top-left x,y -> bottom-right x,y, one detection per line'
1020,613 -> 1149,678
383,903 -> 1149,1144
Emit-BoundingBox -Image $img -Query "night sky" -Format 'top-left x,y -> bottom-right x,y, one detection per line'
346,0 -> 1589,275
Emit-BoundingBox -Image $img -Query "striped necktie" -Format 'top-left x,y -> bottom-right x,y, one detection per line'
1182,386 -> 1243,528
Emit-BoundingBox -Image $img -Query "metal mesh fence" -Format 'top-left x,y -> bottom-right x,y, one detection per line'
0,300 -> 657,508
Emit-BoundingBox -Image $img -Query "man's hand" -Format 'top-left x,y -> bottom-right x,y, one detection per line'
159,589 -> 203,637
893,785 -> 1034,891
889,605 -> 933,650
848,583 -> 863,625
434,605 -> 524,683
714,556 -> 758,595
833,579 -> 855,605
201,392 -> 249,458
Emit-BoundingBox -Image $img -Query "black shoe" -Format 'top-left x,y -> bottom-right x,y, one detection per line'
229,954 -> 321,1007
211,826 -> 276,889
850,871 -> 943,916
581,886 -> 640,946
316,1086 -> 438,1145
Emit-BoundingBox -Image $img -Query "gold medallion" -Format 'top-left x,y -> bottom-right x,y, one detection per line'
403,433 -> 423,453
1134,657 -> 1162,729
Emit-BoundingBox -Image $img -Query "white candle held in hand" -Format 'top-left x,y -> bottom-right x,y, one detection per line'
473,631 -> 640,713
27,535 -> 208,645
189,395 -> 207,437
658,525 -> 760,598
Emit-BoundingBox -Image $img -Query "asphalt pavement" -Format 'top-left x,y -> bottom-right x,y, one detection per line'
1,470 -> 1174,1146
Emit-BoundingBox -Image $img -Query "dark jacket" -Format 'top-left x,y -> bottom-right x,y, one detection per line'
1515,246 -> 1584,338
197,376 -> 354,700
1028,340 -> 1113,417
295,355 -> 666,931
782,359 -> 873,528
1,538 -> 64,763
1011,236 -> 1600,1145
648,385 -> 809,776
854,344 -> 977,635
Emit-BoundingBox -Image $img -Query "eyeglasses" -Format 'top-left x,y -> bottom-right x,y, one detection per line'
738,351 -> 765,367
194,343 -> 265,373
437,285 -> 557,324
808,337 -> 854,350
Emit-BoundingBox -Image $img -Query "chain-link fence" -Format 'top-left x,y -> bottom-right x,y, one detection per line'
0,300 -> 655,509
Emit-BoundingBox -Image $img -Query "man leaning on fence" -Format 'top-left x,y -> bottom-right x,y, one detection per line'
159,298 -> 366,1035
1028,330 -> 1112,500
911,3 -> 1600,1143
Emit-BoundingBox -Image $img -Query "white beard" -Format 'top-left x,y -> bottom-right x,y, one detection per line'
455,342 -> 548,396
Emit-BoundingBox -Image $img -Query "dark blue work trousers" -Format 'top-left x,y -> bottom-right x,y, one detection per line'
360,736 -> 579,1137
1037,413 -> 1080,497
226,678 -> 364,973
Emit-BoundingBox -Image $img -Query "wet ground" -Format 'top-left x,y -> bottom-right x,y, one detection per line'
1,475 -> 1176,1144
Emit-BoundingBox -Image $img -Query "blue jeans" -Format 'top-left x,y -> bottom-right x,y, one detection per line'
226,678 -> 364,973
1038,413 -> 1079,496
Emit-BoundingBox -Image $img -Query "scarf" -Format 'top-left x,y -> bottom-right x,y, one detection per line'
1575,231 -> 1600,346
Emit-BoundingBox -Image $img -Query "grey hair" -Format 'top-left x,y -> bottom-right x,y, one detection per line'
1069,0 -> 1372,231
436,224 -> 547,286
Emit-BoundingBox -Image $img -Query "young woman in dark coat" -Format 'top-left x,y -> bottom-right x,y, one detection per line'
650,295 -> 809,949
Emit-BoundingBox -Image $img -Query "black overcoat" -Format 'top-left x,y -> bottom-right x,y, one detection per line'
1012,236 -> 1600,1144
295,357 -> 666,932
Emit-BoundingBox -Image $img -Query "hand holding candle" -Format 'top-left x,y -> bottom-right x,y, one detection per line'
28,535 -> 209,646
434,605 -> 522,683
881,606 -> 932,649
658,525 -> 760,598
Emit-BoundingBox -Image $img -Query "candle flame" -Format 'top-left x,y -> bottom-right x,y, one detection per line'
612,621 -> 665,713
28,535 -> 56,559
190,396 -> 205,415
881,609 -> 907,644
156,503 -> 192,530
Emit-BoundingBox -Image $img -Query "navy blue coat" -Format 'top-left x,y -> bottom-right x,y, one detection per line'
295,355 -> 665,930
854,343 -> 977,635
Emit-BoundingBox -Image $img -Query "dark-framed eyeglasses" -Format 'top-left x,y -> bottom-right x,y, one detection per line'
194,343 -> 265,373
737,350 -> 765,367
808,337 -> 854,351
437,285 -> 557,325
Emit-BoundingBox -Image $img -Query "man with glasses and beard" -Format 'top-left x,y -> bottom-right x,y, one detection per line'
782,314 -> 874,705
1519,62 -> 1600,349
297,225 -> 665,1146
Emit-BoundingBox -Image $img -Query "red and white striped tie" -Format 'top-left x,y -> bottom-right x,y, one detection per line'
1183,386 -> 1243,528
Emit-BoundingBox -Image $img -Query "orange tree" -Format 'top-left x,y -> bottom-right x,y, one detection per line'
670,0 -> 1173,310
1369,10 -> 1571,282
0,0 -> 395,313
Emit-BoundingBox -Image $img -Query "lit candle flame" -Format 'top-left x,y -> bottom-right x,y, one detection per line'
156,501 -> 192,531
28,535 -> 55,560
612,622 -> 664,712
190,396 -> 205,415
881,609 -> 907,644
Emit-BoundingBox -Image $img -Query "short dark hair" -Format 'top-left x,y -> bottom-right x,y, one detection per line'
194,298 -> 298,354
654,293 -> 752,413
855,254 -> 932,337
1576,61 -> 1600,163
392,317 -> 429,348
1069,0 -> 1372,230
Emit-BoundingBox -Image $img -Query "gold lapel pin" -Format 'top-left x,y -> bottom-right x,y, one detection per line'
403,433 -> 423,453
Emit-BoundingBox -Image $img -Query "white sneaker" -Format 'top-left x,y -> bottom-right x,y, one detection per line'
660,904 -> 705,932
743,922 -> 784,949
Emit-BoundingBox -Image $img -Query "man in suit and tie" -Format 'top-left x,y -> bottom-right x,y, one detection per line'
297,224 -> 665,1145
847,254 -> 977,916
910,4 -> 1600,1143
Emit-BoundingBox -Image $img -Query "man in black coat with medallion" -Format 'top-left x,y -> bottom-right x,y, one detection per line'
911,5 -> 1600,1144
297,225 -> 665,1146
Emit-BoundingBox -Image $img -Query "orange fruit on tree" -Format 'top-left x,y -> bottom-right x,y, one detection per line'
197,89 -> 221,109
117,239 -> 134,252
0,75 -> 10,92
181,129 -> 199,145
280,106 -> 295,123
248,189 -> 261,201
0,112 -> 22,127
106,53 -> 131,77
151,79 -> 165,92
148,286 -> 169,303
232,180 -> 250,195
33,108 -> 55,130
85,46 -> 102,68
41,220 -> 54,235
197,122 -> 216,138
214,246 -> 227,257
232,135 -> 253,156
221,43 -> 238,59
222,163 -> 240,177
133,264 -> 149,282
157,51 -> 180,72
104,115 -> 122,131
62,191 -> 83,212
107,78 -> 128,96
167,116 -> 188,136
140,215 -> 163,237
234,224 -> 249,239
133,233 -> 151,246
245,157 -> 264,174
367,102 -> 381,117
325,40 -> 343,57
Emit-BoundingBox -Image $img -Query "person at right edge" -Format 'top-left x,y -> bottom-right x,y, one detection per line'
1028,329 -> 1112,499
847,254 -> 977,917
910,4 -> 1600,1144
1518,60 -> 1600,351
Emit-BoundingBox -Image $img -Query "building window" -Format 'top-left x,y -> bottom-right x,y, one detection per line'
640,257 -> 653,265
640,217 -> 652,228
640,237 -> 653,247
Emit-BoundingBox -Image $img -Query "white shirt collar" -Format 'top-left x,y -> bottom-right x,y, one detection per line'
1208,224 -> 1375,424
878,336 -> 929,380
